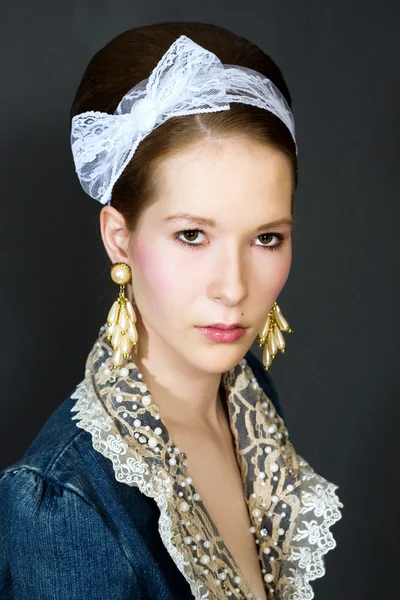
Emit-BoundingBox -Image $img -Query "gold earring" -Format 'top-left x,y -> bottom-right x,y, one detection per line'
106,262 -> 138,368
257,302 -> 293,370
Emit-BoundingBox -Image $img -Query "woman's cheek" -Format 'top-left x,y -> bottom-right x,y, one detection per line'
267,246 -> 292,296
133,237 -> 189,297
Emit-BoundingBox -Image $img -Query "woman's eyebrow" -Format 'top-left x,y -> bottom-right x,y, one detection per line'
164,213 -> 294,230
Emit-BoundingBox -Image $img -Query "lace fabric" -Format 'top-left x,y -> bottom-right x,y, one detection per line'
70,325 -> 343,599
70,35 -> 298,206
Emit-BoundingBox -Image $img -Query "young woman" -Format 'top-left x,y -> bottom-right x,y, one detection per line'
0,21 -> 343,600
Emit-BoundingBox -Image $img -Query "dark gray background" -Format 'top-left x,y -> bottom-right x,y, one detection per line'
1,1 -> 399,598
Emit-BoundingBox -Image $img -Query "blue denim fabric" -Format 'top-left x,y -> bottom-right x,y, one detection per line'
0,351 -> 283,599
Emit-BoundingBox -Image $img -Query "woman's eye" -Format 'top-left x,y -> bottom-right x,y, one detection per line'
175,229 -> 206,248
255,233 -> 284,248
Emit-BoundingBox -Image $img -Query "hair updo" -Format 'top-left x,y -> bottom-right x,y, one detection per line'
70,21 -> 298,230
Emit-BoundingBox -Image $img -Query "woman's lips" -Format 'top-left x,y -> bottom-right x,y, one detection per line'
195,326 -> 247,343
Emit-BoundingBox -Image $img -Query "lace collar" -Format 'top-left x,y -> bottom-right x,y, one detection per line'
71,324 -> 343,600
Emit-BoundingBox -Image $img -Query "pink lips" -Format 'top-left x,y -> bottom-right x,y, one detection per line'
195,324 -> 248,343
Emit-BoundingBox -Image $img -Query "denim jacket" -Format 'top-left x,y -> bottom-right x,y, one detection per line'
0,327 -> 343,599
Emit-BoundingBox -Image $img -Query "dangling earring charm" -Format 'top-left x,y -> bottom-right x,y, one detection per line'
106,262 -> 138,368
257,302 -> 293,370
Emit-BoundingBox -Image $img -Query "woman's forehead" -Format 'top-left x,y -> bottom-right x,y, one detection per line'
150,139 -> 293,213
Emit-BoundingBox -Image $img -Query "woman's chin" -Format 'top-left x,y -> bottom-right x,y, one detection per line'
191,339 -> 253,374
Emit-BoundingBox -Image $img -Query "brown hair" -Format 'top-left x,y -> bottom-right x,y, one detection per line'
70,22 -> 298,230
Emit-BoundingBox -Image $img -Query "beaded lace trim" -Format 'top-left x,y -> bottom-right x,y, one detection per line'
71,326 -> 343,599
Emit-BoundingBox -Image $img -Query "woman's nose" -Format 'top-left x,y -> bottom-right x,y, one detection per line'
207,249 -> 249,306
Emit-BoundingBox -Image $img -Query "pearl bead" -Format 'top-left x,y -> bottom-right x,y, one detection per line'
107,300 -> 119,323
120,367 -> 129,377
194,533 -> 202,542
180,501 -> 189,512
168,458 -> 177,466
249,526 -> 256,533
287,484 -> 294,492
278,528 -> 285,535
184,537 -> 192,545
252,508 -> 261,518
120,332 -> 131,355
234,576 -> 241,584
257,471 -> 266,479
263,547 -> 271,554
264,573 -> 274,583
148,437 -> 157,448
133,419 -> 141,427
200,555 -> 210,565
110,263 -> 131,285
125,300 -> 136,323
112,347 -> 123,367
268,424 -> 277,434
271,463 -> 279,472
154,427 -> 162,435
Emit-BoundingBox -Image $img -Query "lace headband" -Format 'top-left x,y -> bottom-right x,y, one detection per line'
70,34 -> 297,206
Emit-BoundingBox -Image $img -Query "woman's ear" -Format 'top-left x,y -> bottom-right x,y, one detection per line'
99,206 -> 131,264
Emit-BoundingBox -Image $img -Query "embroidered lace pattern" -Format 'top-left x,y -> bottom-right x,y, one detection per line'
71,325 -> 343,599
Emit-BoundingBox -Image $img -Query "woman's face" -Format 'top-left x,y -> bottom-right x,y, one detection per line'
128,137 -> 293,374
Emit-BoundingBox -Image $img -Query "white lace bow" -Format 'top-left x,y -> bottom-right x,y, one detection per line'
70,35 -> 297,205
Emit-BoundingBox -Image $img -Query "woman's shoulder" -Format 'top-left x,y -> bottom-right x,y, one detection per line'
0,385 -> 142,598
0,381 -> 123,521
1,385 -> 91,489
